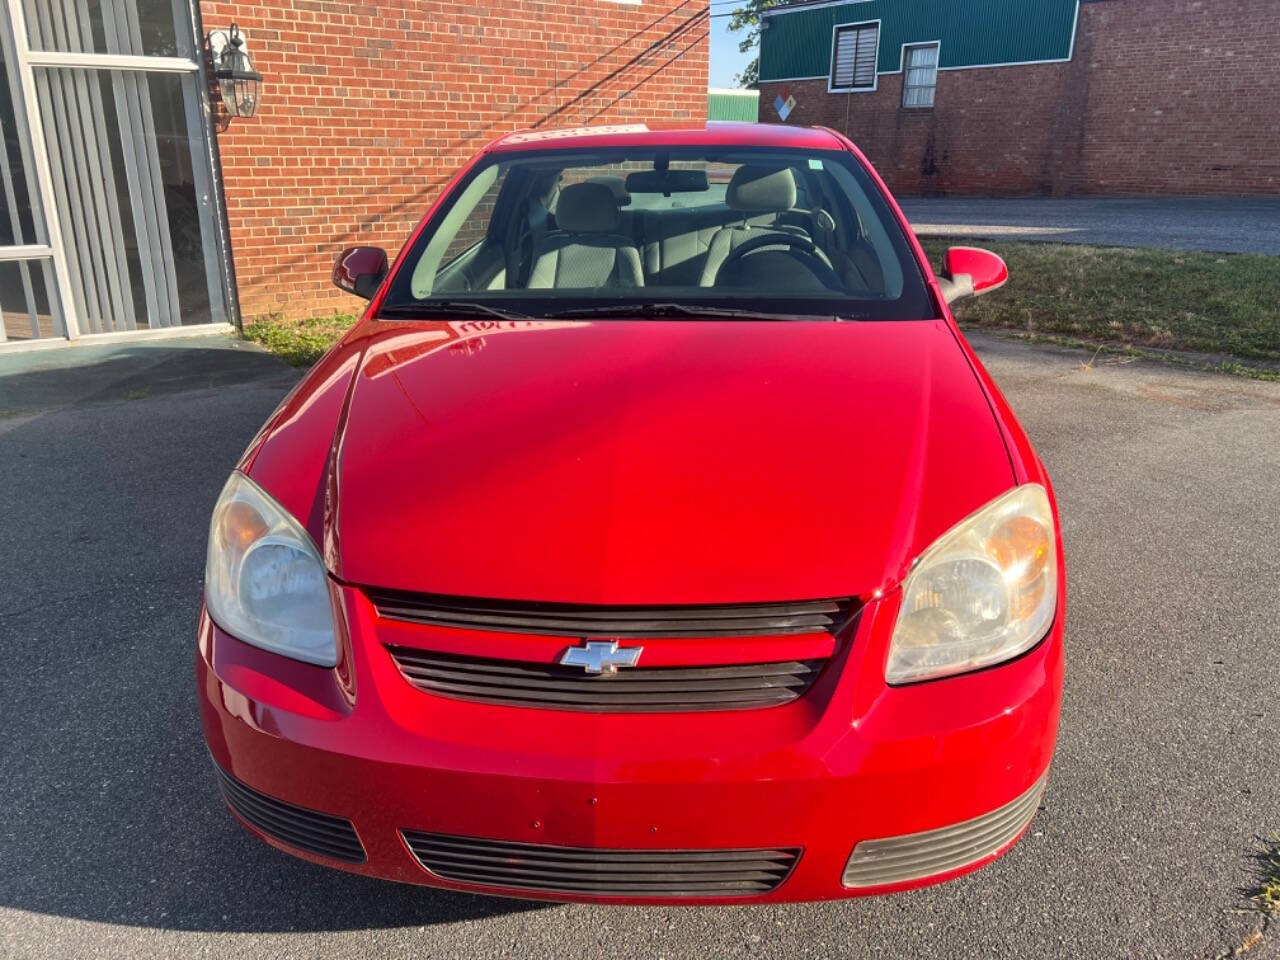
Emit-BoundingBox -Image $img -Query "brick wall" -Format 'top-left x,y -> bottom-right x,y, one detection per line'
200,0 -> 709,319
759,0 -> 1280,196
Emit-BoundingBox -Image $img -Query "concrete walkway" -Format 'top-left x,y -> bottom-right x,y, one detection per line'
901,196 -> 1280,254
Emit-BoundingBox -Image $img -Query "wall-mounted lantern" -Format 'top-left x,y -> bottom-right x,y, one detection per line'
208,23 -> 262,121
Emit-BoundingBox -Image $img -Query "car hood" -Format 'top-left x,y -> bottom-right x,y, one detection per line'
330,318 -> 1013,604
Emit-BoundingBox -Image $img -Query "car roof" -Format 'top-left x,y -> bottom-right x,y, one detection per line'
486,121 -> 846,154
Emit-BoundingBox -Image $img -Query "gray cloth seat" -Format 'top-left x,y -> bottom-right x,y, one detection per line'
698,166 -> 807,287
527,182 -> 643,289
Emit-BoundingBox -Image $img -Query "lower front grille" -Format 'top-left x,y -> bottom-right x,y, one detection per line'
215,767 -> 366,864
842,771 -> 1048,888
402,830 -> 800,897
387,646 -> 826,711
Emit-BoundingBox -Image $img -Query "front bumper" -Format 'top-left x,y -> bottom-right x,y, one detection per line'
198,586 -> 1064,904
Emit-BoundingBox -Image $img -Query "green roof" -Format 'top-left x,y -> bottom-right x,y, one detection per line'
708,88 -> 760,123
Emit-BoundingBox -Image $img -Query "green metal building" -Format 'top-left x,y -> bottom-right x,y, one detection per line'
707,88 -> 760,123
759,0 -> 1080,84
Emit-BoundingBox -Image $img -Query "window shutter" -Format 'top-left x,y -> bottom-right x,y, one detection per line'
831,23 -> 879,90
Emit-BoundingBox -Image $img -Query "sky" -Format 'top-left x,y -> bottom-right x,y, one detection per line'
709,10 -> 753,89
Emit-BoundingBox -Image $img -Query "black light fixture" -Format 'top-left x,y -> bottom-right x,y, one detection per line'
209,23 -> 262,120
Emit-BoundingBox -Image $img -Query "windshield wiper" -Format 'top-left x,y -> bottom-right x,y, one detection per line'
378,301 -> 534,322
544,302 -> 858,322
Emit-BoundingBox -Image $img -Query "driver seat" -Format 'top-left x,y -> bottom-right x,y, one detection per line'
698,166 -> 806,287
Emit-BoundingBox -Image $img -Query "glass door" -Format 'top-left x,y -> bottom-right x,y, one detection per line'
1,0 -> 232,343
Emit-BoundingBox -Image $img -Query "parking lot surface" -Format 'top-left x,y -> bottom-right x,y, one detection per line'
903,195 -> 1280,255
1,334 -> 1277,959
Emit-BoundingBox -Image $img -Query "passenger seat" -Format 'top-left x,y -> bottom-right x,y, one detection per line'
528,182 -> 644,289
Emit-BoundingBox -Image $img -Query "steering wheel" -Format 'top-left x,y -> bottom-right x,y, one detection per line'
712,232 -> 841,289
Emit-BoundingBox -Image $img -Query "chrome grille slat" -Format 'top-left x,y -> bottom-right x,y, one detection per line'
368,590 -> 856,638
842,772 -> 1047,888
422,872 -> 775,893
386,647 -> 826,712
216,767 -> 366,863
846,799 -> 1037,864
412,836 -> 798,863
418,852 -> 795,874
402,830 -> 800,896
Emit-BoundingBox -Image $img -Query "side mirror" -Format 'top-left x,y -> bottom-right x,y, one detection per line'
333,246 -> 388,300
938,246 -> 1008,305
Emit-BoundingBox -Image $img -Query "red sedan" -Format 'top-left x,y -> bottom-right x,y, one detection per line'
199,122 -> 1063,903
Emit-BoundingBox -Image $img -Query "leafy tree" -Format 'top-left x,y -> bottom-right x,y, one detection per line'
726,0 -> 785,89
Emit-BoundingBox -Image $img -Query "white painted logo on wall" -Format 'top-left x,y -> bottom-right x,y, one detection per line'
773,92 -> 796,122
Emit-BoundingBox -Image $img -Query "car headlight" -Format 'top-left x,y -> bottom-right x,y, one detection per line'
886,484 -> 1057,684
204,472 -> 337,667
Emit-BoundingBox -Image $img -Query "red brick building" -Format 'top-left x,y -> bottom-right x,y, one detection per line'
756,0 -> 1280,197
204,0 -> 710,320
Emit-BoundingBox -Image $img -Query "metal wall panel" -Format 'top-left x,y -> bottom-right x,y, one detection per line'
760,0 -> 1079,82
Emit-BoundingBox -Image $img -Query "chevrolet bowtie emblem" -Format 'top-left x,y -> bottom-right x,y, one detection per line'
559,640 -> 642,675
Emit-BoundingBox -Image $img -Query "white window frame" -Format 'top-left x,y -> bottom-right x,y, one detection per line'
901,41 -> 940,109
0,0 -> 233,345
828,19 -> 880,94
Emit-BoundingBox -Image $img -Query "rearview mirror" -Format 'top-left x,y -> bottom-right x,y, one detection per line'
623,169 -> 709,195
333,246 -> 388,300
938,246 -> 1008,305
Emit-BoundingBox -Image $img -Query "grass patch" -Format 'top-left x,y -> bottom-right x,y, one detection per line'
918,239 -> 1280,371
241,313 -> 358,368
1252,835 -> 1280,915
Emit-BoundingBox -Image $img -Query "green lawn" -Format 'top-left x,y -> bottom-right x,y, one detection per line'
242,243 -> 1280,378
919,238 -> 1280,374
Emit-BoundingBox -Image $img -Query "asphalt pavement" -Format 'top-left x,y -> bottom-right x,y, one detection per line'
902,195 -> 1280,255
1,334 -> 1277,959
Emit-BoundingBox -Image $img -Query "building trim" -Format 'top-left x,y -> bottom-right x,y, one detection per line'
3,0 -> 80,338
23,51 -> 201,73
184,0 -> 243,331
0,244 -> 53,261
899,40 -> 941,107
760,74 -> 829,83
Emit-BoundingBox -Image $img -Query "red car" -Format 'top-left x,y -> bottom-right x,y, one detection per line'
199,122 -> 1063,904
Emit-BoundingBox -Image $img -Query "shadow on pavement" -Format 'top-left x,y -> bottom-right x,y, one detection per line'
0,340 -> 549,931
0,336 -> 296,417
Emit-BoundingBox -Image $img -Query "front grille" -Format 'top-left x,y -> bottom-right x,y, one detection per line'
368,589 -> 856,638
842,772 -> 1048,888
387,646 -> 826,711
215,766 -> 366,864
402,831 -> 800,897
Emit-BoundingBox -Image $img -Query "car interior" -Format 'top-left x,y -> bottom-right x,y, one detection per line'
404,151 -> 907,304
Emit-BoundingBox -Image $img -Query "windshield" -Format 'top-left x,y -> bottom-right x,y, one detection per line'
381,146 -> 934,320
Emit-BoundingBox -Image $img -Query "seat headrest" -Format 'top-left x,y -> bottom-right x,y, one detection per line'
555,182 -> 621,233
726,165 -> 797,213
586,175 -> 631,207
